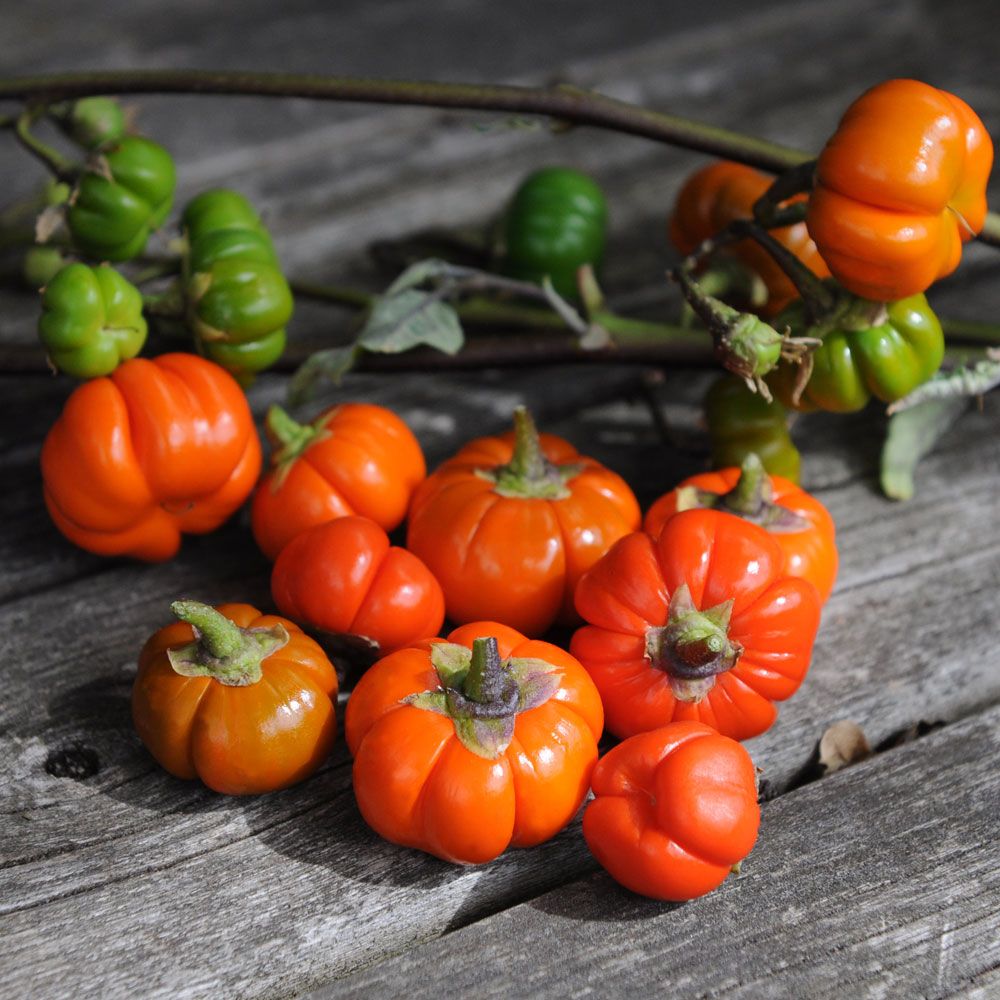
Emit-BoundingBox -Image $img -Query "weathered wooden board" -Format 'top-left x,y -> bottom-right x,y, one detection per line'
312,702 -> 1000,1000
2,0 -> 1000,997
1,383 -> 996,998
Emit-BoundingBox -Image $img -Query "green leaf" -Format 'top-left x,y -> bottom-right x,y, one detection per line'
288,345 -> 360,406
880,397 -> 968,501
358,289 -> 463,356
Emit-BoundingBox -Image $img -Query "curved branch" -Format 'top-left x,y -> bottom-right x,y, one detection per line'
0,70 -> 996,245
0,70 -> 806,172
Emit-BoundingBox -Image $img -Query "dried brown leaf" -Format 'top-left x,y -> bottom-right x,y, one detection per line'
818,719 -> 871,774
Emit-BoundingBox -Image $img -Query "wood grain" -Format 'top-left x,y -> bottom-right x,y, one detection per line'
1,0 -> 999,996
311,703 -> 1000,1000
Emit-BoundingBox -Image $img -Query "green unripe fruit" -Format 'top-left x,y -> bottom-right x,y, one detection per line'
181,189 -> 292,381
38,263 -> 147,378
67,136 -> 176,262
770,289 -> 944,413
705,374 -> 800,483
502,167 -> 607,300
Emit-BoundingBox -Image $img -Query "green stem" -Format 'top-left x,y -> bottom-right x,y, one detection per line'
752,160 -> 816,224
289,278 -> 372,309
462,637 -> 503,704
133,259 -> 181,285
724,453 -> 769,514
485,406 -> 580,498
290,275 -> 709,349
734,219 -> 834,318
265,404 -> 320,460
14,109 -> 76,180
167,599 -> 289,687
505,407 -> 548,481
171,600 -> 242,658
940,318 -> 1000,345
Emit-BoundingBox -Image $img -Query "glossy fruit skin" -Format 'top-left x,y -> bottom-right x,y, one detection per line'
133,603 -> 338,794
346,621 -> 604,864
251,403 -> 426,560
503,167 -> 607,299
182,189 -> 293,380
67,136 -> 176,261
670,161 -> 830,316
571,508 -> 821,741
583,722 -> 760,901
406,429 -> 641,636
271,516 -> 445,654
806,79 -> 993,302
771,291 -> 944,413
38,263 -> 147,378
705,375 -> 800,483
41,353 -> 261,561
644,468 -> 838,603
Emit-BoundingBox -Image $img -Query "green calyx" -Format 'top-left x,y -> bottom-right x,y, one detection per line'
676,453 -> 809,532
675,267 -> 820,397
264,404 -> 329,470
675,268 -> 783,386
771,283 -> 945,413
405,637 -> 562,759
478,406 -> 581,499
66,136 -> 176,262
38,262 -> 147,378
645,584 -> 743,703
166,600 -> 289,687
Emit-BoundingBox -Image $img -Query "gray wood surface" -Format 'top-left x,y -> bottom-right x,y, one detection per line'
1,0 -> 999,997
312,702 -> 1000,1000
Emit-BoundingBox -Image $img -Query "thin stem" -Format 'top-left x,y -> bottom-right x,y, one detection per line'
14,109 -> 75,180
0,331 -> 715,374
133,261 -> 181,285
752,160 -> 816,225
171,600 -> 242,659
734,219 -> 834,318
462,637 -> 504,705
940,318 -> 1000,345
290,274 -> 708,348
289,278 -> 372,309
0,70 -> 806,172
142,284 -> 185,317
505,407 -> 549,481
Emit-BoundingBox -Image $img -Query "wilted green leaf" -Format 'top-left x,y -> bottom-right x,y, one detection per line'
358,289 -> 464,355
288,345 -> 359,406
880,397 -> 968,501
